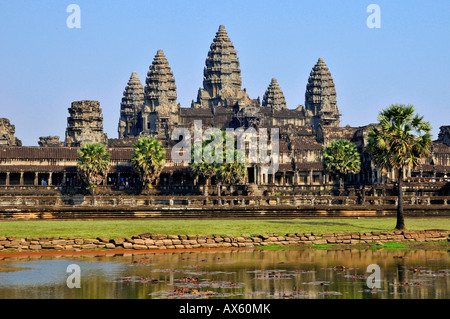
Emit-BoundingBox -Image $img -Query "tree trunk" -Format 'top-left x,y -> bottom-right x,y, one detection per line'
339,174 -> 344,195
217,183 -> 222,205
204,177 -> 209,197
396,167 -> 406,230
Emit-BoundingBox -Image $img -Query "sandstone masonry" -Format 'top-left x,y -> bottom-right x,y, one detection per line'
0,230 -> 448,253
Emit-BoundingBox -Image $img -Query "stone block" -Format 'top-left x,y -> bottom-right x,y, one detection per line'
81,244 -> 97,250
97,237 -> 109,243
52,240 -> 67,246
123,242 -> 133,249
154,240 -> 164,246
133,244 -> 147,250
112,238 -> 124,245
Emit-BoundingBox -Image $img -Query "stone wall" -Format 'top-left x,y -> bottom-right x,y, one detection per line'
0,230 -> 448,253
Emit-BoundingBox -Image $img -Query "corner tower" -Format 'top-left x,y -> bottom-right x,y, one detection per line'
118,72 -> 144,138
141,50 -> 180,139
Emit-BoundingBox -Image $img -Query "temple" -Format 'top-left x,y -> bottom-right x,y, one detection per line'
0,25 -> 449,195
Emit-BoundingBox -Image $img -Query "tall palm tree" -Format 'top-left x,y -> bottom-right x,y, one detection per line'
368,104 -> 432,230
77,143 -> 110,195
323,139 -> 361,190
132,137 -> 166,193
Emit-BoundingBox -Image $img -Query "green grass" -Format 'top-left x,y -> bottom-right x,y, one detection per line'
0,218 -> 449,239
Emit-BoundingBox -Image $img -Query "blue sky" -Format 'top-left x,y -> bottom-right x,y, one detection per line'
0,0 -> 448,145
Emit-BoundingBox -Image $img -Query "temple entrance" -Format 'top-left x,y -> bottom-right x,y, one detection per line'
247,168 -> 255,184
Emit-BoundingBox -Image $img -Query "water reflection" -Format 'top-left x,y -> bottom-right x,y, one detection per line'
0,248 -> 448,299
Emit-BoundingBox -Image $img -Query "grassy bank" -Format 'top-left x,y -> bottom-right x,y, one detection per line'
0,218 -> 449,239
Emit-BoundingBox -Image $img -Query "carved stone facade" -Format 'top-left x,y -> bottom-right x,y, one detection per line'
64,100 -> 108,147
38,136 -> 63,147
0,118 -> 22,146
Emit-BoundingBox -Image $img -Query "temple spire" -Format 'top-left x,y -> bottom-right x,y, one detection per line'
203,25 -> 242,99
262,78 -> 287,110
305,57 -> 340,128
144,49 -> 177,113
118,71 -> 144,138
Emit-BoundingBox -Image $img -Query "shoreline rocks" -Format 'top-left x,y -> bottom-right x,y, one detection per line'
0,230 -> 448,253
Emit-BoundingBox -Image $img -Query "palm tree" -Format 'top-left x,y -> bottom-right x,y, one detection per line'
190,131 -> 247,197
131,137 -> 166,193
190,135 -> 220,197
368,104 -> 432,230
323,139 -> 361,191
77,143 -> 110,195
216,148 -> 247,196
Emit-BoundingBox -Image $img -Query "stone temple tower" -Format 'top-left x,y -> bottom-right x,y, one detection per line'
192,25 -> 250,109
64,100 -> 108,147
118,72 -> 144,138
141,50 -> 180,140
262,78 -> 287,110
305,57 -> 340,128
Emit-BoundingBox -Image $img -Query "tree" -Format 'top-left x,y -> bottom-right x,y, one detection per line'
190,131 -> 246,197
77,143 -> 110,195
367,104 -> 432,230
323,139 -> 361,191
131,137 -> 166,193
190,132 -> 221,196
215,148 -> 247,197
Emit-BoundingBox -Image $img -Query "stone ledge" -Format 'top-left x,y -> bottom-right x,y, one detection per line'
0,230 -> 448,253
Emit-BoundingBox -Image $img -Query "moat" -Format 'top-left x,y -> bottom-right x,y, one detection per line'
0,248 -> 448,299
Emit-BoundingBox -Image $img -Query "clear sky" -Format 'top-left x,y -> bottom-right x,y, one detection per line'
0,0 -> 448,146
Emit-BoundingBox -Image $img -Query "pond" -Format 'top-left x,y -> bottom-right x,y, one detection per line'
0,248 -> 448,299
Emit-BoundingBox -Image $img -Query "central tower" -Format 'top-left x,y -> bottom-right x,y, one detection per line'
192,25 -> 250,110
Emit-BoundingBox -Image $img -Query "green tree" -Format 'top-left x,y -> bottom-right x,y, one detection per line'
216,148 -> 247,197
77,143 -> 110,195
132,137 -> 166,192
323,139 -> 361,190
367,104 -> 432,230
190,131 -> 246,197
190,131 -> 221,196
